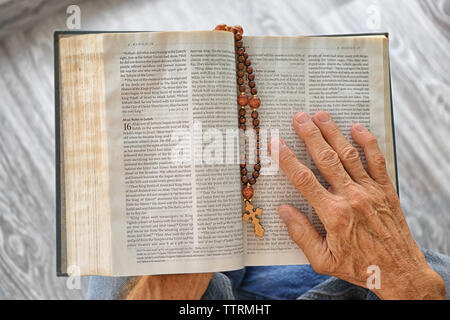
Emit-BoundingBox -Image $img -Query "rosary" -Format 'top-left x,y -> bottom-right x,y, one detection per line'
214,24 -> 264,238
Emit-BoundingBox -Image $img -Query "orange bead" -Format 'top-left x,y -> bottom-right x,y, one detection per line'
238,94 -> 249,106
215,24 -> 227,31
249,96 -> 261,109
242,186 -> 254,200
234,25 -> 244,35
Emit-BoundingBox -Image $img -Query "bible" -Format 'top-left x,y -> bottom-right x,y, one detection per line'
55,30 -> 397,276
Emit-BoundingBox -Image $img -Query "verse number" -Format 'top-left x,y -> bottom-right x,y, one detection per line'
124,123 -> 132,131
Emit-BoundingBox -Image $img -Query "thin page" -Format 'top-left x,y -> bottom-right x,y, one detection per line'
242,35 -> 394,266
101,31 -> 244,276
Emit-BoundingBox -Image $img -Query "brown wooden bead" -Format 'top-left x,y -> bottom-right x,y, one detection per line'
235,40 -> 243,47
249,96 -> 261,109
249,178 -> 256,185
215,24 -> 227,31
253,119 -> 260,126
240,163 -> 246,168
237,48 -> 245,55
250,88 -> 258,95
239,85 -> 246,92
237,70 -> 244,77
235,33 -> 242,41
237,63 -> 245,70
256,142 -> 261,148
251,111 -> 258,119
249,81 -> 255,88
254,127 -> 260,133
241,168 -> 248,175
238,94 -> 248,106
248,74 -> 255,81
239,108 -> 246,116
255,149 -> 260,156
234,25 -> 244,34
238,56 -> 245,63
243,52 -> 248,59
246,67 -> 253,74
242,185 -> 254,199
237,78 -> 244,85
252,171 -> 260,179
239,116 -> 246,124
241,176 -> 249,183
229,27 -> 237,34
254,163 -> 261,171
239,124 -> 246,130
244,59 -> 251,66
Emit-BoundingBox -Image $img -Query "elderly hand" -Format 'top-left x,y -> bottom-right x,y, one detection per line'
271,111 -> 445,300
124,273 -> 214,300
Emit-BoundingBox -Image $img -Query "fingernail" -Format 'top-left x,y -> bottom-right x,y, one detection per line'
354,123 -> 368,132
316,111 -> 330,123
294,112 -> 310,124
278,206 -> 291,223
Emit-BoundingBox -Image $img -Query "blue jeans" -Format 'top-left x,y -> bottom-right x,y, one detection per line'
86,249 -> 450,300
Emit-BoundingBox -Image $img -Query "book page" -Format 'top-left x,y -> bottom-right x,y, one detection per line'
101,31 -> 244,276
242,35 -> 394,266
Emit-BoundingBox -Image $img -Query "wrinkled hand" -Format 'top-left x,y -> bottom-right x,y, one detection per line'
270,111 -> 445,300
124,273 -> 214,300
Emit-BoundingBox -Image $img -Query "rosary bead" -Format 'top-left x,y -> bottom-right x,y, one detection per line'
239,85 -> 246,92
241,176 -> 249,184
239,116 -> 246,124
237,48 -> 245,55
249,96 -> 261,109
238,94 -> 249,106
239,124 -> 246,130
240,163 -> 246,168
254,127 -> 260,133
250,88 -> 258,95
235,33 -> 242,41
235,40 -> 243,47
241,168 -> 248,175
249,81 -> 255,88
255,149 -> 260,156
242,185 -> 254,200
244,59 -> 251,66
234,25 -> 244,34
243,52 -> 248,59
251,111 -> 258,118
252,171 -> 260,179
238,56 -> 245,63
237,78 -> 244,85
254,163 -> 261,171
215,24 -> 227,31
239,108 -> 246,116
253,119 -> 260,126
228,27 -> 237,34
249,178 -> 256,185
237,63 -> 245,70
246,66 -> 253,74
237,70 -> 244,77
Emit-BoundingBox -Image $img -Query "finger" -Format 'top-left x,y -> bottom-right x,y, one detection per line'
293,112 -> 352,188
312,111 -> 370,183
278,204 -> 328,267
269,137 -> 331,209
351,123 -> 391,185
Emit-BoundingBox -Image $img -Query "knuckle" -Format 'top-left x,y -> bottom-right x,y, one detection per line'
279,149 -> 296,163
341,145 -> 360,163
316,148 -> 340,168
366,135 -> 379,147
292,168 -> 315,189
372,153 -> 387,169
303,126 -> 322,140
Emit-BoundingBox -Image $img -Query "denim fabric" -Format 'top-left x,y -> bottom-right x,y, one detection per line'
86,249 -> 450,300
224,265 -> 329,300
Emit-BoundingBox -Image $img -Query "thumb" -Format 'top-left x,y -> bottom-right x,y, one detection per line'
278,204 -> 327,265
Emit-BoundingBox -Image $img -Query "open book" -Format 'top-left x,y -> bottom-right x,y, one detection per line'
55,30 -> 397,276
